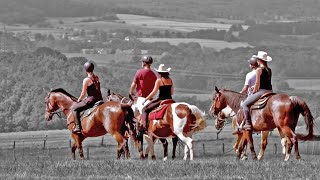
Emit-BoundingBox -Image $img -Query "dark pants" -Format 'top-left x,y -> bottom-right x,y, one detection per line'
240,89 -> 272,121
71,96 -> 96,128
141,98 -> 162,128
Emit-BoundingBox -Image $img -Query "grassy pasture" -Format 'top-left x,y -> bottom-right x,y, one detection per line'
0,120 -> 319,179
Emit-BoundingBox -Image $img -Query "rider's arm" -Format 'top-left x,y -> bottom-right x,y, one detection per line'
145,79 -> 160,101
171,79 -> 174,95
240,85 -> 249,94
78,78 -> 90,102
253,68 -> 262,93
129,82 -> 137,95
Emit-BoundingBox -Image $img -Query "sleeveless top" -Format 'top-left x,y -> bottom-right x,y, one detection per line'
158,78 -> 172,100
259,67 -> 272,90
87,75 -> 103,101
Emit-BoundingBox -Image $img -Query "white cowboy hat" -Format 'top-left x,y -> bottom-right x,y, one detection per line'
154,64 -> 171,72
255,51 -> 272,62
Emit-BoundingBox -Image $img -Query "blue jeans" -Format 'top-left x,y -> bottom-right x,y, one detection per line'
240,89 -> 272,121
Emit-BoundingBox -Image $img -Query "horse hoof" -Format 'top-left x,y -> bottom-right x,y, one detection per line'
151,155 -> 156,160
163,157 -> 168,161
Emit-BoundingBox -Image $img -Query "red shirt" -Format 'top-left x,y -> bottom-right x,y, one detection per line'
133,69 -> 157,97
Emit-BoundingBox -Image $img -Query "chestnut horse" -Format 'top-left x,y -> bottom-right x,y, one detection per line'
106,90 -> 179,160
215,106 -> 287,160
133,97 -> 206,160
44,88 -> 136,160
209,87 -> 314,161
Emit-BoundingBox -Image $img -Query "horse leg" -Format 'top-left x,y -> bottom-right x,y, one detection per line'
159,138 -> 168,161
144,134 -> 156,160
112,132 -> 128,160
281,126 -> 296,161
277,128 -> 287,155
243,130 -> 257,160
294,137 -> 301,160
258,131 -> 269,160
73,134 -> 85,160
237,133 -> 248,160
233,133 -> 242,152
176,133 -> 193,160
172,136 -> 178,159
71,141 -> 77,160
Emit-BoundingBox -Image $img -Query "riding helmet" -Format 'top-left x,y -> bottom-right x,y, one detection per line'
141,55 -> 153,64
248,55 -> 258,66
84,61 -> 94,72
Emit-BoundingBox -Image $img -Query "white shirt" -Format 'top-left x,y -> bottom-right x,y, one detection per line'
244,70 -> 256,95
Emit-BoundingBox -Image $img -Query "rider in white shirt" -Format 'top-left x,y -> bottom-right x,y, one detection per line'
240,55 -> 259,95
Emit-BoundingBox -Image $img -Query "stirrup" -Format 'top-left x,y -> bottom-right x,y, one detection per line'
72,126 -> 81,133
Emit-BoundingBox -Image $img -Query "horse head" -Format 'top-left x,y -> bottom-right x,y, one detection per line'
209,86 -> 227,118
214,106 -> 235,130
106,90 -> 133,106
44,92 -> 59,121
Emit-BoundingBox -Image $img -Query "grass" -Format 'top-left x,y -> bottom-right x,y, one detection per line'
0,155 -> 319,180
0,121 -> 318,179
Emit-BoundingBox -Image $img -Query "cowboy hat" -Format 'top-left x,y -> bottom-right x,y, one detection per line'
255,51 -> 272,62
154,64 -> 171,72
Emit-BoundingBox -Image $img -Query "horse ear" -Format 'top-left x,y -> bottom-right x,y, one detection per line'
107,89 -> 111,96
215,86 -> 219,93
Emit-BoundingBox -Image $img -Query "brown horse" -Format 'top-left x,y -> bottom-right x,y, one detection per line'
209,87 -> 314,161
215,106 -> 288,160
44,88 -> 137,160
106,90 -> 179,160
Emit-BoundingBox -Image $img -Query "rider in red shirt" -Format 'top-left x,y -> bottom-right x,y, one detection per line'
129,56 -> 157,98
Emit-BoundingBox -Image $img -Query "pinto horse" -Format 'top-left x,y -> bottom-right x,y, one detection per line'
44,88 -> 136,160
133,97 -> 206,160
209,87 -> 314,161
106,90 -> 179,160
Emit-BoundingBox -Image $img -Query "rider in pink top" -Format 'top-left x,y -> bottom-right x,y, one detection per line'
129,56 -> 157,98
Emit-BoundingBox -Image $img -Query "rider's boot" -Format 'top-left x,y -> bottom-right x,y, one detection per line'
72,111 -> 81,133
243,118 -> 252,131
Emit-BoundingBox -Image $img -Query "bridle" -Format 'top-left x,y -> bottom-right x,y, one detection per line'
45,93 -> 63,118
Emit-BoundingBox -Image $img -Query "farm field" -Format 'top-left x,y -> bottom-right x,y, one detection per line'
139,37 -> 252,50
117,14 -> 249,32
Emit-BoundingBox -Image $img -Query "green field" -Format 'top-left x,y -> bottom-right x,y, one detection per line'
139,38 -> 252,50
117,14 -> 249,32
0,117 -> 318,179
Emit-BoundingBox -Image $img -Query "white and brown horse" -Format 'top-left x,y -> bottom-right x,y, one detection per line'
133,97 -> 206,160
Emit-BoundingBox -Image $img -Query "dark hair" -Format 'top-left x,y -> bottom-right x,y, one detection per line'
141,56 -> 153,64
158,72 -> 170,79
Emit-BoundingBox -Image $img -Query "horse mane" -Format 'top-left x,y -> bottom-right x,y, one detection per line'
220,89 -> 247,111
50,88 -> 78,101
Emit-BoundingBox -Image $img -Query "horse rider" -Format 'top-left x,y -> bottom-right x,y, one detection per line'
241,51 -> 273,130
129,55 -> 157,99
71,61 -> 103,133
141,64 -> 174,130
240,55 -> 259,95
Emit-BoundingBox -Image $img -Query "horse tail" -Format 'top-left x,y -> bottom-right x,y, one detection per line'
290,96 -> 314,141
187,104 -> 206,132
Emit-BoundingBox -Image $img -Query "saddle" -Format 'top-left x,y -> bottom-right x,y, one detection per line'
81,100 -> 104,120
250,92 -> 275,110
148,99 -> 176,121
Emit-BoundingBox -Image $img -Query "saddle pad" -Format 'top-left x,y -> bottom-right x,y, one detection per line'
251,92 -> 275,110
81,100 -> 104,119
149,103 -> 172,121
